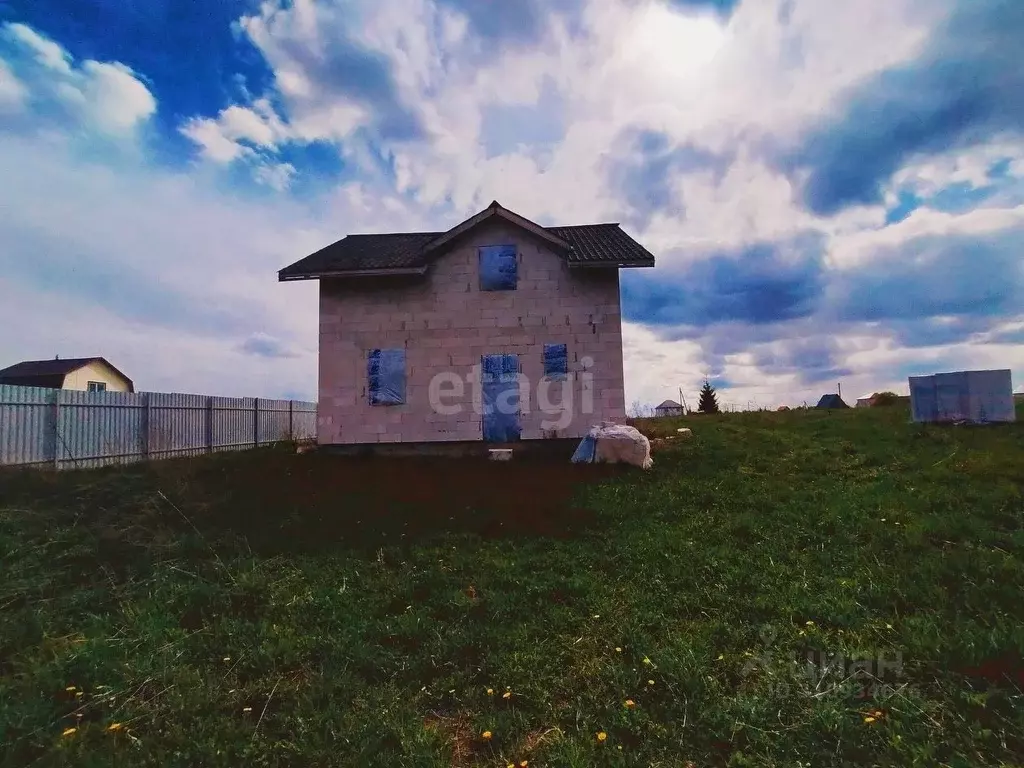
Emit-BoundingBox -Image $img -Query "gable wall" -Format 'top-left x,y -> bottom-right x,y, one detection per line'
317,219 -> 625,444
63,361 -> 131,392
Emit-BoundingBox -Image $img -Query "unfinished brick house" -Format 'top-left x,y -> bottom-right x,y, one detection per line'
278,201 -> 655,447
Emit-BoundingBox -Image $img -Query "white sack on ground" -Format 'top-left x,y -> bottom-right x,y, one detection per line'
572,422 -> 653,469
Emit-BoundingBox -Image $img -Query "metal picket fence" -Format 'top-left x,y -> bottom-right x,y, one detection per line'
0,384 -> 317,469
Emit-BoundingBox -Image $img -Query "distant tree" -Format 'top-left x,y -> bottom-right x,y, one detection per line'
870,391 -> 900,407
627,399 -> 654,418
698,379 -> 720,414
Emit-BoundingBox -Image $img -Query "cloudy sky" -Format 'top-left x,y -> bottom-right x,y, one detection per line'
1,0 -> 1021,408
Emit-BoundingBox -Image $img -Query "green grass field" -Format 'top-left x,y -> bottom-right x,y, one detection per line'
2,406 -> 1023,767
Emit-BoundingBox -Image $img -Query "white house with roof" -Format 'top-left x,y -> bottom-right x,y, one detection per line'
654,399 -> 684,417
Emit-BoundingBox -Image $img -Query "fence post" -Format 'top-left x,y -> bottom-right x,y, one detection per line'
254,398 -> 260,447
143,392 -> 151,460
51,389 -> 61,469
288,400 -> 294,441
206,397 -> 214,453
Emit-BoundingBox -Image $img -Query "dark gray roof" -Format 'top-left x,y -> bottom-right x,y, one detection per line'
549,224 -> 656,267
0,357 -> 135,392
655,400 -> 682,409
279,202 -> 655,280
816,394 -> 849,409
282,232 -> 442,278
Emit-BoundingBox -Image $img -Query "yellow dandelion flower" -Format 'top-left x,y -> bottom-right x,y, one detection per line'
502,691 -> 512,699
107,723 -> 123,732
863,716 -> 876,724
482,730 -> 492,740
486,688 -> 494,695
716,654 -> 724,661
74,691 -> 83,698
805,620 -> 815,626
642,656 -> 651,665
593,614 -> 600,619
617,746 -> 623,751
62,728 -> 77,737
624,699 -> 635,709
597,731 -> 608,743
647,679 -> 655,685
65,686 -> 76,692
242,707 -> 253,713
615,647 -> 622,653
222,656 -> 231,662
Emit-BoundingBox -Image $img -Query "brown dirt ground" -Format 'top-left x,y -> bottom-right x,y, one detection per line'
157,448 -> 632,554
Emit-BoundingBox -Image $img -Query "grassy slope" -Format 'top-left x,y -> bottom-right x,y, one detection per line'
1,406 -> 1023,767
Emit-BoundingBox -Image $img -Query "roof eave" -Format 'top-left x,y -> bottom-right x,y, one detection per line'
567,260 -> 656,269
279,266 -> 429,281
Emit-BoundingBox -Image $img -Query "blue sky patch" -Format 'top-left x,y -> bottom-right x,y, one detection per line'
622,237 -> 824,328
784,0 -> 1024,215
608,129 -> 731,229
4,0 -> 273,142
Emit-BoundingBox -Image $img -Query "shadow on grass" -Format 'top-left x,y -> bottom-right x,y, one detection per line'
0,446 -> 635,557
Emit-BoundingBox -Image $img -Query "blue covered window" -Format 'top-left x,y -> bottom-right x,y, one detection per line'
543,343 -> 568,380
479,245 -> 518,291
367,348 -> 406,405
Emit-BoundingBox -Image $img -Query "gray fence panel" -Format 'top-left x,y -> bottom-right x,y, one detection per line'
0,385 -> 54,467
292,402 -> 317,441
57,390 -> 146,469
0,384 -> 317,469
211,396 -> 256,451
149,392 -> 209,459
258,398 -> 292,443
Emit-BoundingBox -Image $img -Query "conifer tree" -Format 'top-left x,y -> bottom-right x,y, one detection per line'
698,379 -> 720,414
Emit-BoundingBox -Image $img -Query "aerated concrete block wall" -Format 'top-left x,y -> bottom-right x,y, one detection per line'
317,220 -> 626,444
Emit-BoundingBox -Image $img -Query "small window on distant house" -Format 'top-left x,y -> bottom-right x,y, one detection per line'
367,349 -> 406,405
87,381 -> 106,393
479,245 -> 518,291
543,343 -> 568,380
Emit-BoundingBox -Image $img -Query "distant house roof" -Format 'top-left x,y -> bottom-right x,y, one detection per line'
0,357 -> 135,392
279,200 -> 656,280
655,400 -> 682,410
816,394 -> 849,409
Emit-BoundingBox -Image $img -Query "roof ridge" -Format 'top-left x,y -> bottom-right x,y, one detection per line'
344,223 -> 621,237
546,222 -> 621,229
347,231 -> 441,237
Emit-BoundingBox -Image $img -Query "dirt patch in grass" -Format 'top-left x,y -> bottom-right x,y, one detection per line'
424,712 -> 479,768
0,448 -> 632,556
164,450 -> 630,553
